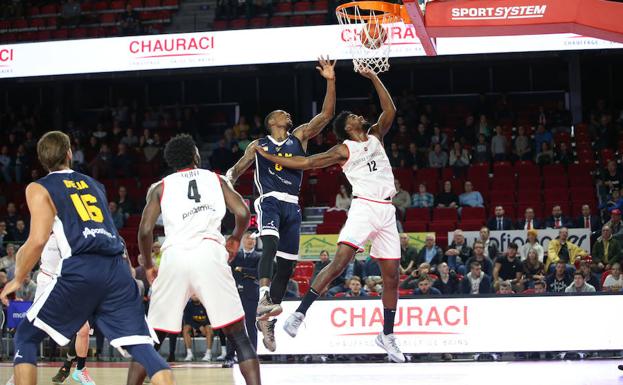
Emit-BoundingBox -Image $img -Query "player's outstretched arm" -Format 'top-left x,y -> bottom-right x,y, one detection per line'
1,183 -> 54,304
293,56 -> 336,147
138,182 -> 162,276
255,143 -> 348,170
225,139 -> 259,184
220,176 -> 251,261
359,68 -> 396,139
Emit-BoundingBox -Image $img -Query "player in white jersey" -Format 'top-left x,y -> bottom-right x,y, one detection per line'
255,68 -> 405,363
126,134 -> 261,385
5,234 -> 96,385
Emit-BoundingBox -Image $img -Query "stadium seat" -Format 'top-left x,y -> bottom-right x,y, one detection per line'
101,13 -> 117,24
493,161 -> 513,176
294,1 -> 313,12
490,176 -> 515,191
289,14 -> 306,26
213,19 -> 228,30
249,17 -> 268,28
490,190 -> 515,205
294,277 -> 310,295
405,207 -> 431,221
145,0 -> 162,7
30,18 -> 45,29
467,163 -> 489,181
461,207 -> 486,221
307,14 -> 326,25
459,219 -> 485,231
40,4 -> 59,14
314,0 -> 329,10
230,18 -> 248,29
394,168 -> 414,193
316,223 -> 342,234
111,0 -> 127,10
334,292 -> 346,298
515,162 -> 540,178
275,2 -> 293,13
94,1 -> 109,11
403,221 -> 428,232
270,16 -> 288,27
543,175 -> 568,189
433,208 -> 458,221
162,0 -> 179,6
323,210 -> 347,224
429,221 -> 456,236
542,164 -> 565,177
131,0 -> 144,8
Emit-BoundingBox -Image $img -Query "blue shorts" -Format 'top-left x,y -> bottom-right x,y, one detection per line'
254,196 -> 301,260
27,255 -> 156,348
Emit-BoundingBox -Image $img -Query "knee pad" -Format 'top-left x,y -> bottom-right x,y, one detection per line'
125,344 -> 170,378
14,320 -> 46,366
227,329 -> 257,363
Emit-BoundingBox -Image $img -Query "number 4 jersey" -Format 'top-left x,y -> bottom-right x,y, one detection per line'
159,168 -> 227,251
341,134 -> 396,201
36,170 -> 124,259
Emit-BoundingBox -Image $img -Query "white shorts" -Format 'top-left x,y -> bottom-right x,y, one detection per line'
35,272 -> 54,301
337,198 -> 400,260
148,239 -> 245,333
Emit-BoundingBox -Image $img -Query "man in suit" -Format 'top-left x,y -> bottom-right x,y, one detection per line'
225,231 -> 260,365
544,205 -> 572,229
575,204 -> 601,232
516,207 -> 542,230
487,205 -> 513,231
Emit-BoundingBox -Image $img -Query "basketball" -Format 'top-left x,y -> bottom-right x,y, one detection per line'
360,23 -> 387,49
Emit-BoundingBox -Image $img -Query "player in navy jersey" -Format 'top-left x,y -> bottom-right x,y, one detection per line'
0,131 -> 175,385
226,56 -> 336,351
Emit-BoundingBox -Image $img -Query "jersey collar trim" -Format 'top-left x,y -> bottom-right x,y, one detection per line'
48,169 -> 74,174
267,135 -> 291,146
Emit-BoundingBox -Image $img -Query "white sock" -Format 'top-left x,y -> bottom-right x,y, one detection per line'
221,347 -> 227,355
186,348 -> 192,355
259,286 -> 270,302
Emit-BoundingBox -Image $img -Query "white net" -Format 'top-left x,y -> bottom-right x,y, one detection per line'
336,3 -> 400,74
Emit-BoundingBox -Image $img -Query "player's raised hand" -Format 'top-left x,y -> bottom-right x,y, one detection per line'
226,236 -> 241,263
0,279 -> 22,306
356,66 -> 377,80
316,55 -> 336,81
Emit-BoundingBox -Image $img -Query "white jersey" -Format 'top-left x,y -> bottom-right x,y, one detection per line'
341,134 -> 396,201
40,233 -> 61,276
159,168 -> 227,251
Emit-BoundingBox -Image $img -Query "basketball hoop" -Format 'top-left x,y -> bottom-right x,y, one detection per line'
336,1 -> 406,74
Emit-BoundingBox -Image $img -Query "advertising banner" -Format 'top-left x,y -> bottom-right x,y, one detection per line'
447,228 -> 592,254
257,295 -> 622,354
7,300 -> 33,329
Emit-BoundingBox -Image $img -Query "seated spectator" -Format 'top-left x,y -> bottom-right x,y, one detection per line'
546,261 -> 573,293
399,233 -> 418,274
472,134 -> 490,164
578,261 -> 600,290
71,143 -> 86,172
0,145 -> 13,183
575,204 -> 601,232
345,276 -> 367,297
479,227 -> 499,260
555,142 -> 573,166
544,205 -> 572,229
109,202 -> 125,230
4,202 -> 20,233
335,184 -> 352,210
413,275 -> 441,295
117,186 -> 136,217
415,234 -> 443,272
0,221 -> 7,255
522,249 -> 545,288
465,240 -> 493,276
0,243 -> 16,278
182,295 -> 213,362
493,243 -> 523,291
233,116 -> 250,139
601,189 -> 623,212
535,142 -> 554,166
534,124 -> 553,153
312,250 -> 331,282
603,209 -> 623,241
392,179 -> 411,219
487,205 -> 513,231
592,225 -> 621,273
490,126 -> 508,161
400,262 -> 431,290
435,180 -> 459,208
460,261 -> 492,295
404,142 -> 420,171
513,126 -> 532,161
565,271 -> 596,293
16,273 -> 37,301
388,142 -> 405,168
411,183 -> 434,208
602,263 -> 623,292
362,256 -> 381,281
210,139 -> 234,171
519,229 -> 545,262
364,276 -> 383,295
459,181 -> 484,208
8,218 -> 28,244
327,258 -> 364,297
525,280 -> 547,294
428,143 -> 448,168
413,123 -> 430,154
497,280 -> 514,295
120,4 -> 142,36
430,126 -> 448,150
546,227 -> 588,272
597,159 -> 622,202
433,262 -> 460,294
445,230 -> 473,274
448,141 -> 470,176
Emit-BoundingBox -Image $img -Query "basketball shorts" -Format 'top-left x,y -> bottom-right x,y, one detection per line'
27,255 -> 157,348
34,271 -> 54,301
148,239 -> 245,333
254,196 -> 302,260
337,198 -> 401,260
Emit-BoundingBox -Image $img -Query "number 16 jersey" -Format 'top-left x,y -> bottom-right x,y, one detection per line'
341,134 -> 396,202
159,168 -> 227,251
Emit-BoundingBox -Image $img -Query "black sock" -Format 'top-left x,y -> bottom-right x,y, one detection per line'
296,288 -> 320,315
76,357 -> 86,370
62,358 -> 74,370
383,309 -> 396,335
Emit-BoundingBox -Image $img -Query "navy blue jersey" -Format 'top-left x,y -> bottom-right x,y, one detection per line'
183,300 -> 209,326
36,170 -> 124,259
254,134 -> 305,197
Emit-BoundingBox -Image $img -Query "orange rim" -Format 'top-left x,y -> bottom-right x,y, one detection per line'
336,1 -> 406,22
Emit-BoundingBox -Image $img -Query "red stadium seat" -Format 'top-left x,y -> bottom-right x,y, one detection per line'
467,163 -> 489,181
543,175 -> 568,189
213,19 -> 228,30
293,277 -> 309,296
131,0 -> 144,8
429,221 -> 456,235
270,15 -> 288,27
289,15 -> 306,26
275,2 -> 293,13
162,0 -> 179,6
335,292 -> 346,298
316,223 -> 342,234
490,190 -> 515,205
405,207 -> 431,221
249,17 -> 268,28
394,168 -> 414,194
13,19 -> 28,29
490,176 -> 515,191
314,0 -> 329,10
493,161 -> 513,176
515,162 -> 540,178
40,4 -> 59,14
101,13 -> 117,23
323,210 -> 347,224
94,1 -> 109,11
230,18 -> 248,29
461,207 -> 486,221
307,14 -> 326,25
111,0 -> 127,10
433,208 -> 458,221
403,221 -> 428,232
145,0 -> 162,7
52,29 -> 69,40
293,1 -> 312,12
30,18 -> 45,29
542,164 -> 565,177
459,219 -> 485,231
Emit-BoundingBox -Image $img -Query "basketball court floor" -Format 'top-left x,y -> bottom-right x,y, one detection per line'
1,359 -> 622,385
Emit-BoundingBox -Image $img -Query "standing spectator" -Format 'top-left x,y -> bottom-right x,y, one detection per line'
487,205 -> 513,231
0,145 -> 12,183
16,273 -> 37,301
413,276 -> 441,295
465,240 -> 494,276
513,126 -> 532,161
564,271 -> 596,293
544,205 -> 572,229
415,234 -> 443,271
8,219 -> 28,244
575,204 -> 601,232
602,263 -> 623,292
472,134 -> 490,164
546,227 -> 588,272
448,141 -> 470,176
459,181 -> 484,207
432,262 -> 459,294
120,3 -> 142,35
521,249 -> 545,288
477,114 -> 491,138
399,233 -> 418,275
117,186 -> 136,217
591,225 -> 621,273
428,143 -> 448,168
435,180 -> 459,208
392,179 -> 411,220
519,229 -> 545,262
109,202 -> 125,229
534,124 -> 553,153
182,295 -> 213,362
345,276 -> 367,297
535,142 -> 554,166
411,183 -> 434,208
335,184 -> 352,210
546,261 -> 573,293
492,243 -> 523,291
460,261 -> 492,294
479,227 -> 499,260
445,230 -> 473,274
516,207 -> 541,230
490,126 -> 508,161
